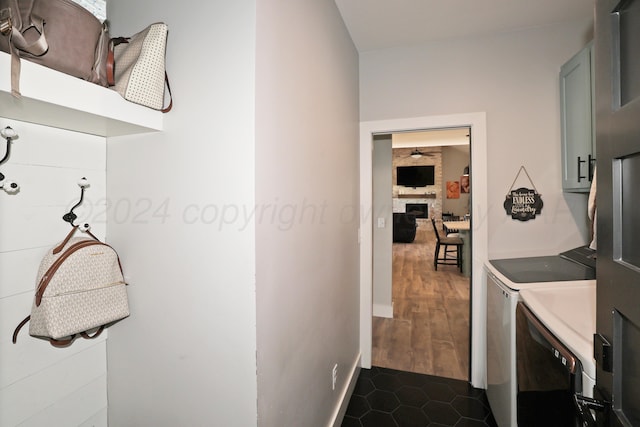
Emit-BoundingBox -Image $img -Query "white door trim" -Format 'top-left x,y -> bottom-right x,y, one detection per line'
359,112 -> 488,388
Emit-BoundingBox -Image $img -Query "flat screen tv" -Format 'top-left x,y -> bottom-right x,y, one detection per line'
397,165 -> 435,187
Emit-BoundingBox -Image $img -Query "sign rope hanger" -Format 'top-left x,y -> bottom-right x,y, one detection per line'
503,166 -> 543,221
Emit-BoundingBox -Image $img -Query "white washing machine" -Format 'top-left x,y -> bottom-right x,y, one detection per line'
485,250 -> 596,427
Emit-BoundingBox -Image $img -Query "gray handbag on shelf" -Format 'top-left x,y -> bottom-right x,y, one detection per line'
0,0 -> 109,96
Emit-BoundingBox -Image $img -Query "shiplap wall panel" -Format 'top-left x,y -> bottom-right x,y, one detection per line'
0,248 -> 44,298
78,407 -> 108,427
0,292 -> 107,389
0,164 -> 107,252
4,120 -> 105,170
0,119 -> 108,427
0,343 -> 106,426
18,374 -> 107,427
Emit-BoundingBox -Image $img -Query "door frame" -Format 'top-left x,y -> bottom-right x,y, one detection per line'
359,112 -> 488,388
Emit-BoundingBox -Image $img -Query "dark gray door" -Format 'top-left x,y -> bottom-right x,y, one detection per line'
594,0 -> 640,425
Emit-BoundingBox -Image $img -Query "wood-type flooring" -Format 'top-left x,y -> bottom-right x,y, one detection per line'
372,219 -> 470,381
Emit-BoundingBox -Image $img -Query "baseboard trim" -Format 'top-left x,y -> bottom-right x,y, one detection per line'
329,353 -> 361,427
373,302 -> 393,318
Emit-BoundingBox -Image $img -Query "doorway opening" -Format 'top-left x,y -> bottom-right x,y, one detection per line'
371,128 -> 471,381
359,112 -> 488,388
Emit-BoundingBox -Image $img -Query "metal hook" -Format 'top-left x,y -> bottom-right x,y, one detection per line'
0,126 -> 20,194
63,177 -> 90,226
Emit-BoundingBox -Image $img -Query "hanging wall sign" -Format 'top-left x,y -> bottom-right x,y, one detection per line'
503,166 -> 543,221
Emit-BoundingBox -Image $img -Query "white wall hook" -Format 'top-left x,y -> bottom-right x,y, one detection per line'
0,126 -> 20,195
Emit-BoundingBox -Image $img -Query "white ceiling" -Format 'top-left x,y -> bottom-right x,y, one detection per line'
334,0 -> 595,52
392,128 -> 470,148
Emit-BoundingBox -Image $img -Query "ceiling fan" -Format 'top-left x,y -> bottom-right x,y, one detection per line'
405,147 -> 433,159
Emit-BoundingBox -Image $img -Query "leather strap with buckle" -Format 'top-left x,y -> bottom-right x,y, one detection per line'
0,8 -> 12,36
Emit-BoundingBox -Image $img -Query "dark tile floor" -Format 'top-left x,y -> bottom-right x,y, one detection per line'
342,367 -> 497,427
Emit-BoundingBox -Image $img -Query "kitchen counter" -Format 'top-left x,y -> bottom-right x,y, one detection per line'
519,283 -> 596,379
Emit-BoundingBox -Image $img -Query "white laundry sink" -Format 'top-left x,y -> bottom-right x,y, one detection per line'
519,282 -> 596,378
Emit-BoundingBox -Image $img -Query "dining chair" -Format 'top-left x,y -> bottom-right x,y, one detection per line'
431,218 -> 463,272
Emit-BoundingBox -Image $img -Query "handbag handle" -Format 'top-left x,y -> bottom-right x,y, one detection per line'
106,37 -> 128,86
52,225 -> 78,254
9,16 -> 49,57
53,225 -> 101,254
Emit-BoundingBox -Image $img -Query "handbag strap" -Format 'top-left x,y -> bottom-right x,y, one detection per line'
35,240 -> 106,306
49,336 -> 75,347
13,315 -> 106,346
3,14 -> 49,97
161,72 -> 173,113
12,315 -> 30,343
9,17 -> 48,56
80,326 -> 104,340
52,226 -> 79,254
52,226 -> 101,254
49,325 -> 104,347
106,37 -> 129,86
8,41 -> 20,97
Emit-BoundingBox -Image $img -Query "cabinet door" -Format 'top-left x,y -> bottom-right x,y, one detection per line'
560,42 -> 595,192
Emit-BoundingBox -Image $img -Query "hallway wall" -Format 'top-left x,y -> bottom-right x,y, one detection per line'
105,2 -> 258,426
255,0 -> 361,425
105,0 -> 360,426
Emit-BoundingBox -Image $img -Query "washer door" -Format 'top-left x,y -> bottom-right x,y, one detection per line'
516,303 -> 582,427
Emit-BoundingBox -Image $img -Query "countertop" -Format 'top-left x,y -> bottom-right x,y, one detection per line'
519,283 -> 596,379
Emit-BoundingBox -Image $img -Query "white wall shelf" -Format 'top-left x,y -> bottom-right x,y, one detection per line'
0,52 -> 163,137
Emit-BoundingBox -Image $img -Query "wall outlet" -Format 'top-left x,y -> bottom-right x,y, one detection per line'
332,364 -> 338,390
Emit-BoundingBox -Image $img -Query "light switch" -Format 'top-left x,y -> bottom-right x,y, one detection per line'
377,218 -> 385,228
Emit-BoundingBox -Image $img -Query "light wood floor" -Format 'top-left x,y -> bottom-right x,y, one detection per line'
372,219 -> 470,380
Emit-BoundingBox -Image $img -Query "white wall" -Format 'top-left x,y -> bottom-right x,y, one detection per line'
105,1 -> 258,426
442,145 -> 470,217
372,136 -> 393,317
360,20 -> 594,258
105,1 -> 360,426
255,0 -> 360,426
0,119 -> 108,426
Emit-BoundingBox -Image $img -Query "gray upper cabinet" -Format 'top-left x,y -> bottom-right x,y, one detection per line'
560,41 -> 595,192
